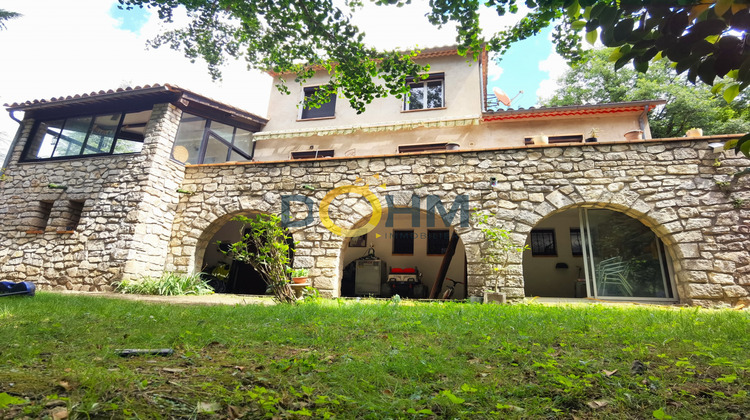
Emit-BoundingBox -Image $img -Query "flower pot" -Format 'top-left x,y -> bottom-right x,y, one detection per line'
585,137 -> 598,143
686,128 -> 703,137
531,135 -> 549,145
623,130 -> 643,141
483,291 -> 506,304
292,277 -> 308,284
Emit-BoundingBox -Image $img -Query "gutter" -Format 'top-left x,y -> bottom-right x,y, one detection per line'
638,105 -> 649,134
1,110 -> 24,171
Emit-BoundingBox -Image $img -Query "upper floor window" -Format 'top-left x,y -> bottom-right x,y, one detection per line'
300,86 -> 336,120
21,109 -> 152,161
171,113 -> 254,165
405,73 -> 444,111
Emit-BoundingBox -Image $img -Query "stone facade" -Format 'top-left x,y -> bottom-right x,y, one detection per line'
0,104 -> 186,290
1,97 -> 748,306
167,138 -> 750,306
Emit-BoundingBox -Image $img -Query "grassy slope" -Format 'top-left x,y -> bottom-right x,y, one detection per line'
0,293 -> 748,419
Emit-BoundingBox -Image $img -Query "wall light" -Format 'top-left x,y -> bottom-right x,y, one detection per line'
708,142 -> 725,153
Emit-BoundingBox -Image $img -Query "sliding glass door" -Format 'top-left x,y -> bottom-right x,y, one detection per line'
580,208 -> 675,300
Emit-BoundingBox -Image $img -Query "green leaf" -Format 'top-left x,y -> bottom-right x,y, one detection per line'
711,82 -> 726,95
585,29 -> 598,46
571,20 -> 587,31
440,390 -> 465,404
653,407 -> 673,419
460,383 -> 478,393
723,84 -> 740,102
0,393 -> 28,408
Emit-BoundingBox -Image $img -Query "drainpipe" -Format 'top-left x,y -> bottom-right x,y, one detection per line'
638,105 -> 649,138
250,137 -> 257,161
1,110 -> 24,171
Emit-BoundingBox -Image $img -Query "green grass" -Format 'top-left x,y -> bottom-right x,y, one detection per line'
0,294 -> 748,419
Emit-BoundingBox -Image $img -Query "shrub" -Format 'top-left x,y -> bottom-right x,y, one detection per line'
116,271 -> 214,296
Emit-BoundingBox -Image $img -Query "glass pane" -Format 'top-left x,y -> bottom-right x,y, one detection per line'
209,121 -> 235,142
113,110 -> 152,154
83,113 -> 121,155
407,83 -> 424,110
586,209 -> 671,298
172,113 -> 206,164
229,150 -> 250,162
426,80 -> 443,108
233,128 -> 253,154
26,120 -> 64,159
117,110 -> 152,142
300,90 -> 336,119
203,136 -> 229,164
53,116 -> 91,157
113,139 -> 143,154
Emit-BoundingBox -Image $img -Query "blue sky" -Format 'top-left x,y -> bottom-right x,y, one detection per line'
487,27 -> 556,109
109,2 -> 150,34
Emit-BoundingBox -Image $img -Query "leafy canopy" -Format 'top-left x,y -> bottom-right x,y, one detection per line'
121,0 -> 750,154
544,48 -> 750,139
0,9 -> 21,30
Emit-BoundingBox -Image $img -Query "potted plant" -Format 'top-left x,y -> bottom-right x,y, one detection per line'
473,211 -> 530,304
531,133 -> 549,145
686,127 -> 703,137
585,128 -> 600,142
623,129 -> 643,141
290,268 -> 309,284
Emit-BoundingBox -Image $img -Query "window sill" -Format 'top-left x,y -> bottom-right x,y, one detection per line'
401,107 -> 446,113
25,229 -> 44,234
55,230 -> 76,234
297,116 -> 336,122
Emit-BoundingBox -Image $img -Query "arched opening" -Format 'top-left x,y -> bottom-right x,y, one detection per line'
523,207 -> 677,302
339,210 -> 467,299
200,214 -> 294,295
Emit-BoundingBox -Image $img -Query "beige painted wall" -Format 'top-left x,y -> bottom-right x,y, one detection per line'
522,208 -> 584,297
263,54 -> 482,132
341,212 -> 467,298
253,110 -> 651,161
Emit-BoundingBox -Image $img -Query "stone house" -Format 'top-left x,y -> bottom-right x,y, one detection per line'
1,46 -> 748,306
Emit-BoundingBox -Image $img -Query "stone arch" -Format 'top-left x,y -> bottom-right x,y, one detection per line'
512,186 -> 687,302
332,190 -> 477,298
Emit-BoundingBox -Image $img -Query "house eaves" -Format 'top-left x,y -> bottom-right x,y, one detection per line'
482,100 -> 667,123
5,83 -> 268,131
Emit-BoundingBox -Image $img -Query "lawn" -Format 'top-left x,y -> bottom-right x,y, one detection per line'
0,294 -> 748,419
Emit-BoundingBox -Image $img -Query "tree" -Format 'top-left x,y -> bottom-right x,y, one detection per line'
544,49 -> 750,139
0,9 -> 21,30
120,0 -> 749,155
221,214 -> 298,304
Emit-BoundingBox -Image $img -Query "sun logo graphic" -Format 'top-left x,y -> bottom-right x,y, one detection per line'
281,174 -> 469,236
319,174 -> 387,237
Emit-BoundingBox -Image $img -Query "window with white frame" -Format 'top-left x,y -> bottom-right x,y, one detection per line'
404,73 -> 444,111
300,86 -> 336,120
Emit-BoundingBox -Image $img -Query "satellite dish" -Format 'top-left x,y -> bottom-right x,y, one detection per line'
493,87 -> 512,107
490,87 -> 524,108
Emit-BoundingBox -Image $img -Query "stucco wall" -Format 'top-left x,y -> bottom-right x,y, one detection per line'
169,138 -> 749,306
262,54 -> 483,132
0,103 -> 187,290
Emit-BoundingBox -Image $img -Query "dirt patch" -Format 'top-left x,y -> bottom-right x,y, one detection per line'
46,290 -> 275,306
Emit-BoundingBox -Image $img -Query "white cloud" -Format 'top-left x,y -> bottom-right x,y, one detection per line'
488,60 -> 504,82
535,28 -> 571,104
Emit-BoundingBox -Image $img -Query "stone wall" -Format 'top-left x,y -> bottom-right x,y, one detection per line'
0,103 -> 186,290
168,138 -> 749,306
